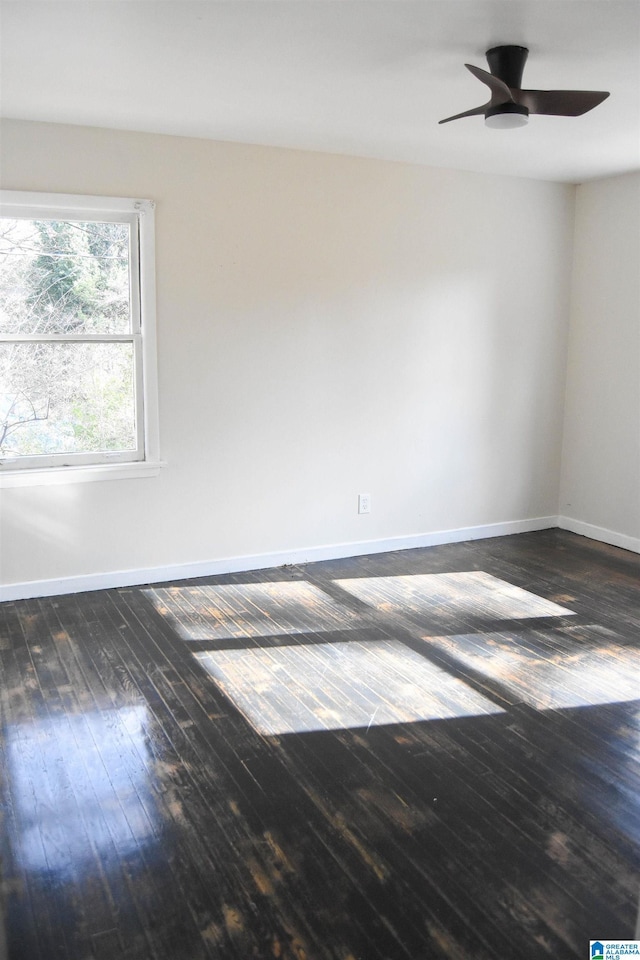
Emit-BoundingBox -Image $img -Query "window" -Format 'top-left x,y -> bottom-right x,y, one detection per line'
0,191 -> 160,485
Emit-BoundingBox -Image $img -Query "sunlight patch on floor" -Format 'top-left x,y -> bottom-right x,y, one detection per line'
195,638 -> 504,735
145,580 -> 360,641
424,628 -> 640,709
334,572 -> 574,624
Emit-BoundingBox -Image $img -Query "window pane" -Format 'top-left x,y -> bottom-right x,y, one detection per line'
0,341 -> 137,458
0,218 -> 131,335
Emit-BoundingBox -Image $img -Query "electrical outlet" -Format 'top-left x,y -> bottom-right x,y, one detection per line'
358,493 -> 371,514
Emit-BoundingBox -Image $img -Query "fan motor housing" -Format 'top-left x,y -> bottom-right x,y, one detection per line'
486,45 -> 529,88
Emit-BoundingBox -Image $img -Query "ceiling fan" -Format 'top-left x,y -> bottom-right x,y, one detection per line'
439,45 -> 610,128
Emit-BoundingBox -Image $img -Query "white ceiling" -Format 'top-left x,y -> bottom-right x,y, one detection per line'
2,1 -> 639,183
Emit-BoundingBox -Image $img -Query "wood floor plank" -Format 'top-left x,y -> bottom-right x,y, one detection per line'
2,529 -> 639,959
108,587 -> 399,960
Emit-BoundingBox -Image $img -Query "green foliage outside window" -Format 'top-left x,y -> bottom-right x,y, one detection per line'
0,217 -> 136,459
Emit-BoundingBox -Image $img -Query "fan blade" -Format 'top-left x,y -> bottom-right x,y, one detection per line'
438,104 -> 487,124
514,89 -> 610,116
465,64 -> 514,104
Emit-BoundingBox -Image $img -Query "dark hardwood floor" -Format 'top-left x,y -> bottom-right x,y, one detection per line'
1,529 -> 639,959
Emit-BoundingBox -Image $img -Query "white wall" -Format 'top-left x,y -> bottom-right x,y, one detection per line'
560,172 -> 640,551
0,120 -> 574,596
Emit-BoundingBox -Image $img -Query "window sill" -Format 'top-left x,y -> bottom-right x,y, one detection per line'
0,460 -> 166,488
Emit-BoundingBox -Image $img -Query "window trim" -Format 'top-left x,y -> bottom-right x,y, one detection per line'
0,191 -> 161,486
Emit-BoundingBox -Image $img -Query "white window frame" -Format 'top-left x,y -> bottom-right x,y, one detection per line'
0,191 -> 161,487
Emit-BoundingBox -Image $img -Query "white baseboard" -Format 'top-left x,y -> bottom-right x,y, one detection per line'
557,515 -> 640,555
0,515 -> 558,602
4,514 -> 636,603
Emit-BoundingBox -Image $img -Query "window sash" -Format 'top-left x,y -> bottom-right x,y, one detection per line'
0,191 -> 158,474
0,338 -> 144,467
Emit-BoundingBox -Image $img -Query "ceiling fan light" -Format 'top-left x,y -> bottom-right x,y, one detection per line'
485,103 -> 529,129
